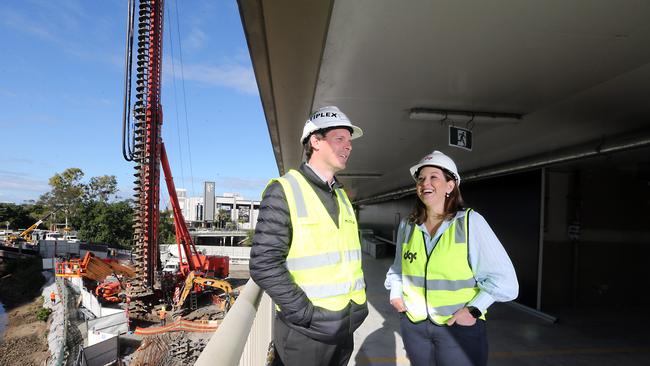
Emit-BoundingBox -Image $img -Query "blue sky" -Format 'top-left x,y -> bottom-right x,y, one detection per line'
0,0 -> 277,204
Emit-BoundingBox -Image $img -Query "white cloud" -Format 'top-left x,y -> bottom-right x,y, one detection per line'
0,170 -> 49,203
176,62 -> 258,95
216,176 -> 268,191
184,28 -> 207,50
0,88 -> 17,97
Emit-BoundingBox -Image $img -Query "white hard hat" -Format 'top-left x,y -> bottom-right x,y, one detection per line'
300,106 -> 363,143
409,150 -> 461,185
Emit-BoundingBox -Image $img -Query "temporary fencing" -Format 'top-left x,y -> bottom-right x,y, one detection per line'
134,318 -> 219,335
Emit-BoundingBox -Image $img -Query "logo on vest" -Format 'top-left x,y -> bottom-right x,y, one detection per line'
403,250 -> 418,263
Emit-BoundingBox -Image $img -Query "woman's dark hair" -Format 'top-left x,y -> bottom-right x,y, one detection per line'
408,167 -> 464,224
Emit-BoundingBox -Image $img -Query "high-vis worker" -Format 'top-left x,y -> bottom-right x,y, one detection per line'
250,106 -> 368,366
385,150 -> 518,366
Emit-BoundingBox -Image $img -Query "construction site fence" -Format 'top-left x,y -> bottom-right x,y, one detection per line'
160,244 -> 251,263
53,276 -> 69,366
87,311 -> 128,346
195,279 -> 273,366
75,333 -> 119,366
134,318 -> 219,335
72,278 -> 123,319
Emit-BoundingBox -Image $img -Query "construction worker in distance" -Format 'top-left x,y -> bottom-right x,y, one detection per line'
158,306 -> 167,326
250,106 -> 368,366
50,290 -> 56,304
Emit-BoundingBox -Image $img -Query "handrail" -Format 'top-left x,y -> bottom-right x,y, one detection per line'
195,278 -> 272,366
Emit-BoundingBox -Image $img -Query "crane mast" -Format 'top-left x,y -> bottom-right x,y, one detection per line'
122,0 -> 231,322
122,0 -> 165,316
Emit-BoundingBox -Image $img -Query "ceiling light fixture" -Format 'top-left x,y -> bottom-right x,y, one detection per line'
409,108 -> 523,124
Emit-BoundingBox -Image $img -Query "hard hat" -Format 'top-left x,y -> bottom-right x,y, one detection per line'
409,150 -> 461,185
300,106 -> 363,143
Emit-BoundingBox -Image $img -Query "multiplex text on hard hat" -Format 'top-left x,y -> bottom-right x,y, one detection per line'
409,150 -> 461,185
300,106 -> 363,143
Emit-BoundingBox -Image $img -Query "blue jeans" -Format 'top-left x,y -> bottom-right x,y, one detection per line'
400,314 -> 487,366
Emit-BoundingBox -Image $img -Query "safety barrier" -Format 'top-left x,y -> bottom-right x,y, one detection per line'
195,279 -> 273,366
134,318 -> 219,335
53,277 -> 69,366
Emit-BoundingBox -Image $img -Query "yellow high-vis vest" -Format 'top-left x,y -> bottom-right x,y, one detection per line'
402,209 -> 485,324
273,170 -> 366,311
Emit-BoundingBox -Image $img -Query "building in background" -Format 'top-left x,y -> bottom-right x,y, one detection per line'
170,184 -> 260,231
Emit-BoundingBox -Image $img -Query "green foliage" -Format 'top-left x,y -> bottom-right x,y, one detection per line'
85,175 -> 118,202
36,307 -> 52,322
240,229 -> 255,246
159,210 -> 176,244
216,209 -> 231,229
39,168 -> 86,218
0,203 -> 43,230
73,200 -> 134,248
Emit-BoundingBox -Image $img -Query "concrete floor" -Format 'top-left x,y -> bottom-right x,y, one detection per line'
351,254 -> 650,366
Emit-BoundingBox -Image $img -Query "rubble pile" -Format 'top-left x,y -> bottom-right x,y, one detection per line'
167,335 -> 207,365
128,331 -> 209,366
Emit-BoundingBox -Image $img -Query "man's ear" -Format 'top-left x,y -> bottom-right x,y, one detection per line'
310,134 -> 321,151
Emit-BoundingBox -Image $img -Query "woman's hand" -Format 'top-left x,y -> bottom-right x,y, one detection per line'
390,297 -> 407,312
446,307 -> 477,326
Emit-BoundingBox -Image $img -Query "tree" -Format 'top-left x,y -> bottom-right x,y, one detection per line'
216,209 -> 231,230
73,200 -> 134,248
158,210 -> 176,244
85,175 -> 118,202
39,168 -> 85,221
0,203 -> 41,230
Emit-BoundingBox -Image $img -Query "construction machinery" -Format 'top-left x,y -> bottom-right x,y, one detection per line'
121,0 -> 231,321
55,252 -> 136,281
173,272 -> 235,314
4,207 -> 62,246
95,276 -> 127,303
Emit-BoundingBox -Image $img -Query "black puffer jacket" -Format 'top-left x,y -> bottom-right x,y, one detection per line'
249,163 -> 368,343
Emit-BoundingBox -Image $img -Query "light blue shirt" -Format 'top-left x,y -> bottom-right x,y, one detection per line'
384,210 -> 519,313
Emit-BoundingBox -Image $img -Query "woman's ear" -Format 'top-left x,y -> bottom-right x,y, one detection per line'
446,179 -> 456,194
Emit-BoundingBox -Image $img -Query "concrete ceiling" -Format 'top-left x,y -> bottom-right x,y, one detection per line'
238,0 -> 650,201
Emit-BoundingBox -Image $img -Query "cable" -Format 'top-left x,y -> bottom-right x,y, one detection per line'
165,1 -> 186,193
173,0 -> 196,197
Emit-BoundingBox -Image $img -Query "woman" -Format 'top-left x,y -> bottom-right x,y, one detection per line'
385,150 -> 518,366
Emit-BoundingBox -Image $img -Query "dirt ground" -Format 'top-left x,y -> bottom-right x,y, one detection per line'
0,297 -> 50,366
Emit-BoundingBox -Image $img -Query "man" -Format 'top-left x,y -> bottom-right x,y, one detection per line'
250,106 -> 368,366
158,306 -> 167,326
50,290 -> 56,304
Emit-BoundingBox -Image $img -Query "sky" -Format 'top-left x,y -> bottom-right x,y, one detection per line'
0,0 -> 277,205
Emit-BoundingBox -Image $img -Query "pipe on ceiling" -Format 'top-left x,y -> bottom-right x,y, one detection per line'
355,130 -> 650,206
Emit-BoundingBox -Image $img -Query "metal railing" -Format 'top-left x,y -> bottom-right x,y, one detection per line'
195,279 -> 273,366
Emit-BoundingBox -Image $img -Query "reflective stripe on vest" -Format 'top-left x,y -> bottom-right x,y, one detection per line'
273,170 -> 366,311
402,209 -> 484,324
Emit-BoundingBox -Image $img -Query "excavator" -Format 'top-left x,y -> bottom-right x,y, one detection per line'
4,207 -> 62,246
173,271 -> 235,314
121,0 -> 233,321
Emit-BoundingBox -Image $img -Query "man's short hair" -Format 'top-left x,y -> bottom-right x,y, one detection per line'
303,127 -> 353,160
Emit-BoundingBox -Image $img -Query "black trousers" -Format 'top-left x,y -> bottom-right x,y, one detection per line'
272,317 -> 354,366
400,314 -> 488,366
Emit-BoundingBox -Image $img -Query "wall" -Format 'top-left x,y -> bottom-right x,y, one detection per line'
542,163 -> 650,309
461,170 -> 542,309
